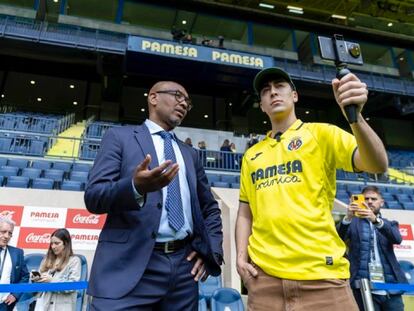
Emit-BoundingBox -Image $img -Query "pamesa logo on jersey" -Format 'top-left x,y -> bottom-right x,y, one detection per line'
288,137 -> 303,151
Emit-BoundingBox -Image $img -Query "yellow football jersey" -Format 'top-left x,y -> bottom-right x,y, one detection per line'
239,119 -> 357,280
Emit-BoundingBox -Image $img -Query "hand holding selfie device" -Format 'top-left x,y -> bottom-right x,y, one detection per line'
318,34 -> 364,124
352,194 -> 366,217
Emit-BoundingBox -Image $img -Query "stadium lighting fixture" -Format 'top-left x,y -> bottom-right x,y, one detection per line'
204,114 -> 209,118
53,0 -> 58,3
305,110 -> 310,114
182,20 -> 187,25
1,94 -> 4,98
288,9 -> 304,15
387,22 -> 393,27
141,108 -> 145,112
73,101 -> 78,105
229,102 -> 232,106
400,57 -> 404,61
69,84 -> 75,89
287,5 -> 303,11
37,97 -> 42,102
365,117 -> 370,121
144,93 -> 148,97
30,80 -> 36,85
259,3 -> 275,9
263,120 -> 267,124
332,14 -> 347,20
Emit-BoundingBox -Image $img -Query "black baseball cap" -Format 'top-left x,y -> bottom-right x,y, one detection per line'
253,67 -> 296,94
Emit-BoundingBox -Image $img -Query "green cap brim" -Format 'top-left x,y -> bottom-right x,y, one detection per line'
253,67 -> 296,94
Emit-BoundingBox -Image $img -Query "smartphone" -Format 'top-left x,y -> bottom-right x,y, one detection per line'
352,194 -> 366,217
31,270 -> 41,278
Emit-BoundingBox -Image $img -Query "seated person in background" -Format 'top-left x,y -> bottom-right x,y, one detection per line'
337,186 -> 407,311
0,217 -> 29,311
184,137 -> 193,147
32,228 -> 81,311
197,141 -> 206,150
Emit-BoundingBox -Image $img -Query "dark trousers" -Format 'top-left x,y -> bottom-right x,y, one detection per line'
90,244 -> 198,311
353,289 -> 404,311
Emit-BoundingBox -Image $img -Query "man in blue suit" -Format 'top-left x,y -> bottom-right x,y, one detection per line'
0,217 -> 29,311
337,186 -> 407,311
85,81 -> 223,310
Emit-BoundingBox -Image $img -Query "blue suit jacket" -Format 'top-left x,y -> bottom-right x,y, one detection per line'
6,246 -> 29,305
337,217 -> 407,287
84,124 -> 223,299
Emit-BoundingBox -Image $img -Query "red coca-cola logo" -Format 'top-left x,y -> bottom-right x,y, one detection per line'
0,205 -> 23,225
26,232 -> 51,244
73,214 -> 100,225
66,209 -> 106,229
399,224 -> 413,241
18,228 -> 56,249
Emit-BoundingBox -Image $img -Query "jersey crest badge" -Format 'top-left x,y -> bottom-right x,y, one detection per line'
288,137 -> 302,151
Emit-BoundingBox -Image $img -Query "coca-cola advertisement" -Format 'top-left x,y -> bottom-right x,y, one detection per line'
18,227 -> 55,249
21,206 -> 67,228
0,205 -> 24,226
399,224 -> 414,241
66,209 -> 106,229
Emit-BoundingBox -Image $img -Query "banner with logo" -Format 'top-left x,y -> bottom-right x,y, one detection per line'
0,205 -> 106,251
395,224 -> 414,258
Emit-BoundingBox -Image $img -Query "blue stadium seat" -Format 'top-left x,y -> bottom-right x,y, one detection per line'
199,276 -> 222,304
402,202 -> 414,211
401,188 -> 414,195
0,137 -> 12,152
43,169 -> 64,182
0,157 -> 7,166
53,161 -> 73,173
211,182 -> 230,188
231,182 -> 240,189
61,180 -> 84,191
210,288 -> 244,311
206,173 -> 221,184
399,260 -> 414,285
346,184 -> 362,194
70,171 -> 89,183
76,254 -> 88,311
381,193 -> 395,202
0,176 -> 3,186
32,178 -> 54,190
386,201 -> 403,209
21,168 -> 42,180
386,187 -> 400,195
0,166 -> 19,177
17,253 -> 45,309
7,158 -> 29,169
6,176 -> 29,188
395,194 -> 412,203
336,190 -> 349,198
72,162 -> 92,172
31,160 -> 53,170
220,175 -> 237,184
28,140 -> 46,156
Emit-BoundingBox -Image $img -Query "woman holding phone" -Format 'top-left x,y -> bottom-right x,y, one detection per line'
32,228 -> 81,311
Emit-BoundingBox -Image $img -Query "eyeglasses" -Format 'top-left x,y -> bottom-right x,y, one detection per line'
155,90 -> 193,111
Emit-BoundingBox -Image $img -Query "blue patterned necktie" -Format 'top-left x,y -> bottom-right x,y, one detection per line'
158,131 -> 185,231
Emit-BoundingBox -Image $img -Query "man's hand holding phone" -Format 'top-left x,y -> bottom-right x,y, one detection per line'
346,194 -> 376,222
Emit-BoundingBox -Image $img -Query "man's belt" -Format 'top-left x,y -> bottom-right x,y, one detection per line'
154,236 -> 192,253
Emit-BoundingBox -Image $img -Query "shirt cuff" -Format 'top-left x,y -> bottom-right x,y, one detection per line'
342,217 -> 352,225
132,180 -> 144,207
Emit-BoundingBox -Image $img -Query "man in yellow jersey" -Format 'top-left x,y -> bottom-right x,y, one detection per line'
235,67 -> 388,311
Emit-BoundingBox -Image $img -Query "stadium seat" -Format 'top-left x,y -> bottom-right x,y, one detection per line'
0,176 -> 3,186
17,253 -> 45,309
21,168 -> 42,180
76,254 -> 88,311
43,169 -> 65,182
220,175 -> 237,184
402,202 -> 414,211
210,288 -> 244,311
32,178 -> 54,190
32,160 -> 53,170
0,137 -> 12,152
72,162 -> 92,172
7,158 -> 29,169
0,157 -> 7,166
212,182 -> 230,188
386,201 -> 403,209
53,161 -> 73,173
61,180 -> 84,191
399,260 -> 414,285
199,275 -> 222,303
206,173 -> 221,184
231,182 -> 240,189
346,184 -> 362,194
0,166 -> 19,177
70,171 -> 89,183
395,194 -> 412,203
6,176 -> 29,188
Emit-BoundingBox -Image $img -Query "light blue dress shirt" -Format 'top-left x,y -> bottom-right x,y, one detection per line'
132,119 -> 193,242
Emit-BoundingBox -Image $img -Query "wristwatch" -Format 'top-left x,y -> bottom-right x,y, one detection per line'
372,217 -> 381,225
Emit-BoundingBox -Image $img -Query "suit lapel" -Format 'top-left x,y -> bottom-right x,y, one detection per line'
133,124 -> 159,169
